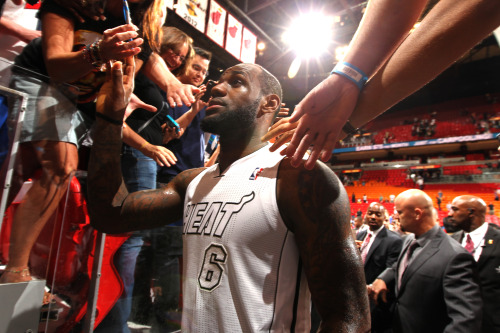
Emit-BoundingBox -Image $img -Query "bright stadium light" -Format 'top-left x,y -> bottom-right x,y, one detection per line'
335,45 -> 349,62
282,11 -> 334,59
288,55 -> 302,79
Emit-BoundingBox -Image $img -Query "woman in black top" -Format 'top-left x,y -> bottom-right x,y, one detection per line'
0,0 -> 196,285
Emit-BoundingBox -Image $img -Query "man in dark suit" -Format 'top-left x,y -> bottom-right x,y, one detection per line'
354,215 -> 368,237
357,202 -> 403,332
449,195 -> 500,333
369,189 -> 482,333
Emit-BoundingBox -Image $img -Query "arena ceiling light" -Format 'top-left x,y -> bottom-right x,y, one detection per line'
282,11 -> 334,58
282,11 -> 334,78
335,45 -> 349,62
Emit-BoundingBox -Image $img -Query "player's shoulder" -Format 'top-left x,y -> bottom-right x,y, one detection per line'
278,157 -> 339,184
277,157 -> 343,204
276,157 -> 349,233
174,167 -> 207,188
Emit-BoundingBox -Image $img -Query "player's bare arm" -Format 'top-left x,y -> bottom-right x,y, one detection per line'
87,58 -> 203,233
89,141 -> 203,233
277,159 -> 370,332
119,167 -> 204,233
89,120 -> 204,234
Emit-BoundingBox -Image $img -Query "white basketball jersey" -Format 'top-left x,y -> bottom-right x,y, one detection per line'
182,144 -> 311,332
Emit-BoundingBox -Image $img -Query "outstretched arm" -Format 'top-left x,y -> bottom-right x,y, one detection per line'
277,159 -> 370,332
0,16 -> 41,43
88,58 -> 135,233
42,10 -> 142,83
142,52 -> 200,108
173,91 -> 208,130
275,0 -> 428,169
265,0 -> 500,168
87,58 -> 200,233
122,126 -> 178,167
349,0 -> 500,130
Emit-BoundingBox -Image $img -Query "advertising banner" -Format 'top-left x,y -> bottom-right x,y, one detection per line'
206,0 -> 227,47
176,0 -> 208,33
225,14 -> 243,60
240,27 -> 257,63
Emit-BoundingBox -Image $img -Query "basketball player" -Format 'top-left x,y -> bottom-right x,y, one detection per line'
88,58 -> 370,332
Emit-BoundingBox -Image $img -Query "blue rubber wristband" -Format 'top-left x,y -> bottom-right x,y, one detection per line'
330,62 -> 368,90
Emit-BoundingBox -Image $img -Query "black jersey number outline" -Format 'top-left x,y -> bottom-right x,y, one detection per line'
198,243 -> 228,291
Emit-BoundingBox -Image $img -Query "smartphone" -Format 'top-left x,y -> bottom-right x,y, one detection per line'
166,115 -> 180,133
200,80 -> 216,103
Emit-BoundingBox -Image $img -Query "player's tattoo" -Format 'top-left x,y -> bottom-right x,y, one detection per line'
296,163 -> 351,241
287,161 -> 368,331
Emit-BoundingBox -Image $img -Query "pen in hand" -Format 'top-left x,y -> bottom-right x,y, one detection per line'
123,0 -> 132,24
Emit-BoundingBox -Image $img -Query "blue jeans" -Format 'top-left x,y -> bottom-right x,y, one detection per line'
95,146 -> 156,332
121,145 -> 157,191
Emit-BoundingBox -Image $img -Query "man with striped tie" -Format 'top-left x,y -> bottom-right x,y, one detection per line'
369,189 -> 482,333
450,195 -> 500,333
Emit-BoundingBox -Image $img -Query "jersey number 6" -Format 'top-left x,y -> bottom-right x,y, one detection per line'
198,243 -> 228,291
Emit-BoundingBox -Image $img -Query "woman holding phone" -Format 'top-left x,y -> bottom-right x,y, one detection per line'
0,0 -> 194,289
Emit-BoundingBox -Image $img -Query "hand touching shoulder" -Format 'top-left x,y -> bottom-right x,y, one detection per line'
277,158 -> 349,234
276,158 -> 370,331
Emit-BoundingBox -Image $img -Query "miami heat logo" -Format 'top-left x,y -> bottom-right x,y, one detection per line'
184,192 -> 255,237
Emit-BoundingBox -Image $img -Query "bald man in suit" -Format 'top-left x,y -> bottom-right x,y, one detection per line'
369,189 -> 482,333
449,195 -> 500,333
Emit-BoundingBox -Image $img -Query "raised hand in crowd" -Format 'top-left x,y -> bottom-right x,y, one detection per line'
0,15 -> 41,43
262,0 -> 428,169
263,77 -> 358,169
273,103 -> 290,124
44,23 -> 142,83
124,93 -> 157,121
139,142 -> 178,167
161,125 -> 183,144
97,58 -> 179,171
143,52 -> 200,108
98,24 -> 144,62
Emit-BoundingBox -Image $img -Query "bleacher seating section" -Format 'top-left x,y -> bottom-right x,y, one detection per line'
442,164 -> 487,176
357,169 -> 412,187
349,94 -> 500,146
466,153 -> 485,161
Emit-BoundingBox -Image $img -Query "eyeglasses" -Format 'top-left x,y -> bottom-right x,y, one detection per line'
168,48 -> 186,63
192,63 -> 208,77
